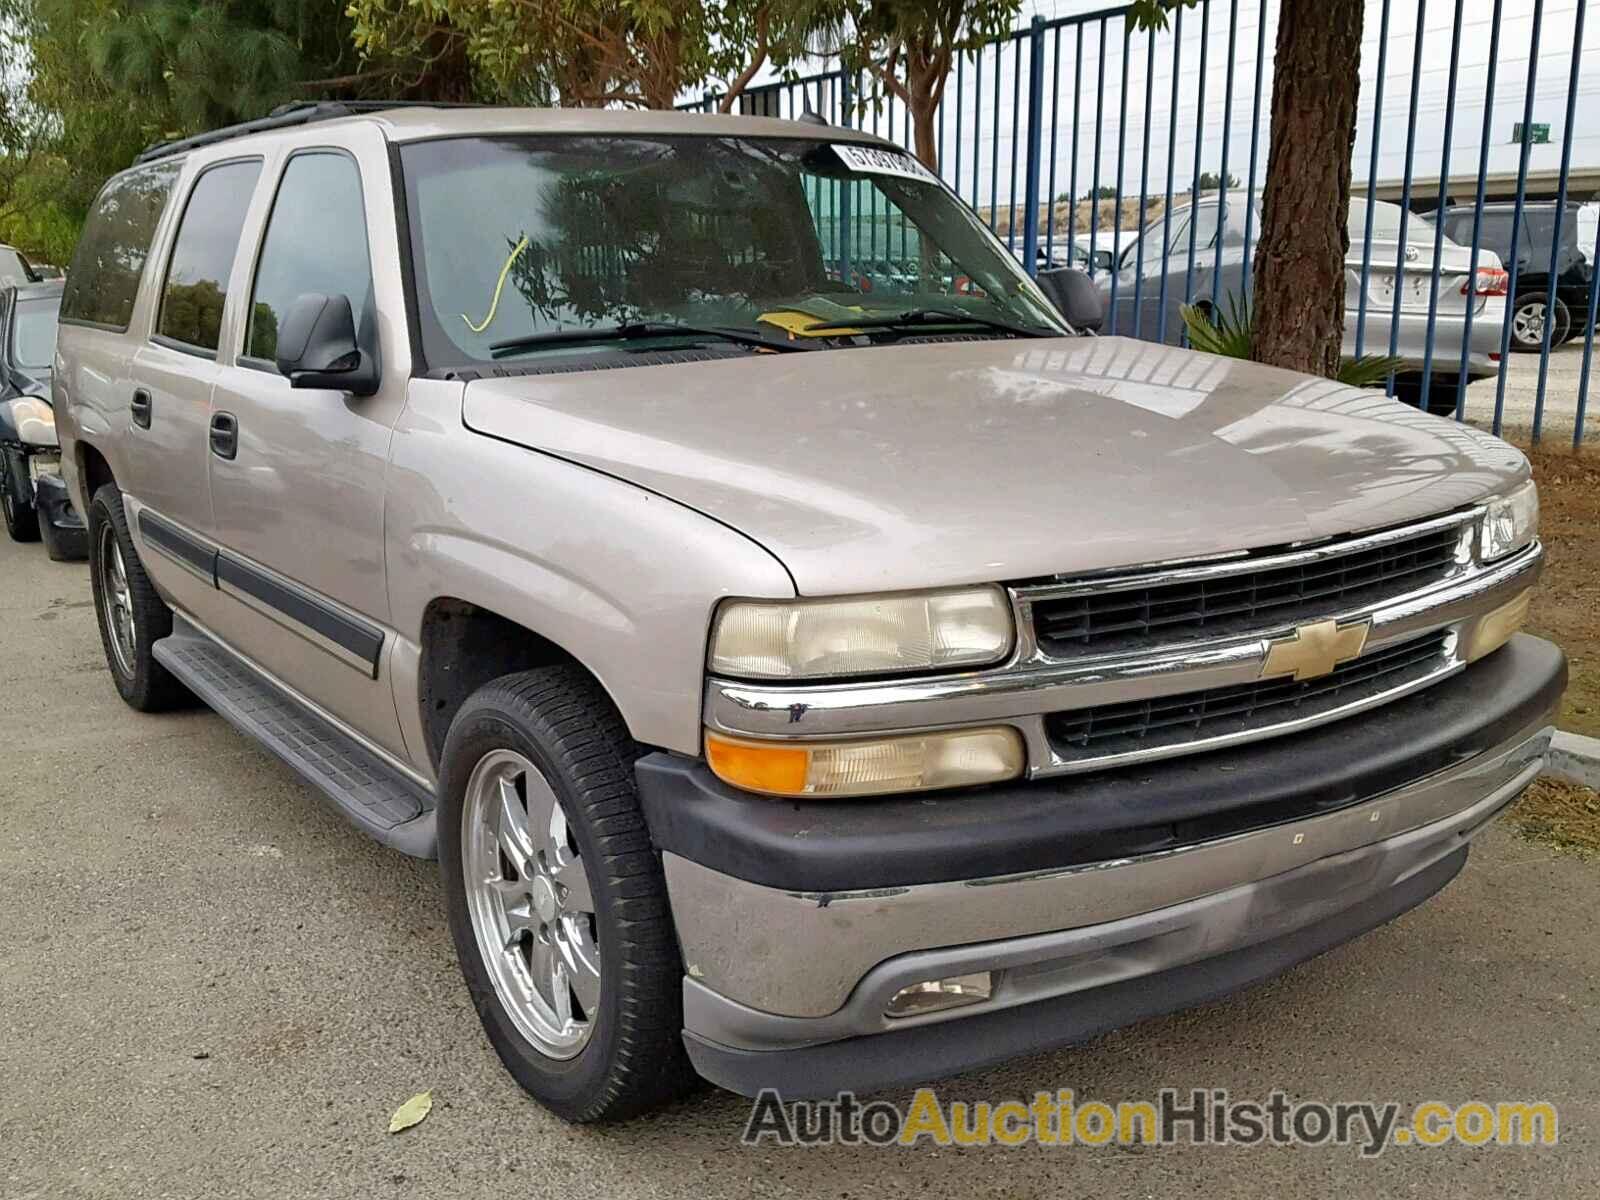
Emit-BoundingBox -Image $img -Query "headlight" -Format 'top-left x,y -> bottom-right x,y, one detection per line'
2,396 -> 57,448
709,586 -> 1015,680
1480,480 -> 1538,562
704,727 -> 1025,797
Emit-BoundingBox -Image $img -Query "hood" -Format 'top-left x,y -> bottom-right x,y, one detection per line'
461,337 -> 1528,595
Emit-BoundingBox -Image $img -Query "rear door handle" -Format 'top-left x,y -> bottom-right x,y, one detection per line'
130,388 -> 152,429
209,411 -> 238,460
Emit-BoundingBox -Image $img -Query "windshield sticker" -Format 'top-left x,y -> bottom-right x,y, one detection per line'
831,143 -> 940,186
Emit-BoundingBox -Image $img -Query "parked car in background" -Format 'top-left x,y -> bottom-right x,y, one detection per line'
0,279 -> 83,559
1012,242 -> 1094,273
55,103 -> 1560,1124
1073,231 -> 1123,273
1099,197 -> 1508,414
1440,201 -> 1594,351
0,244 -> 42,288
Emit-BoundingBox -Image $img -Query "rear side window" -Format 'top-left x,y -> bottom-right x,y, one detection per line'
60,161 -> 181,331
157,160 -> 263,354
246,152 -> 373,362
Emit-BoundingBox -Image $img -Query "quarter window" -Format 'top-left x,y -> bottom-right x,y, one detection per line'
157,160 -> 263,353
247,153 -> 373,362
60,161 -> 181,331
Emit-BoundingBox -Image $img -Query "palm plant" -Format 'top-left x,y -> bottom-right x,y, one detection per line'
1180,296 -> 1402,389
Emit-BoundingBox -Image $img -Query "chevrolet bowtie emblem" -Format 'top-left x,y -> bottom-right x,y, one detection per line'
1260,619 -> 1371,681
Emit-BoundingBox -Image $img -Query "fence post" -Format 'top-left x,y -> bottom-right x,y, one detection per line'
1021,16 -> 1047,277
839,70 -> 853,286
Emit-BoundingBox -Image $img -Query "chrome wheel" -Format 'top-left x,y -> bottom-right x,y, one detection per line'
1513,300 -> 1547,347
98,523 -> 136,677
461,749 -> 601,1059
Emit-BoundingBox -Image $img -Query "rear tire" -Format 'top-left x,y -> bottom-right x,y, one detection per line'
438,664 -> 693,1122
2,449 -> 39,542
87,484 -> 191,711
1509,293 -> 1571,352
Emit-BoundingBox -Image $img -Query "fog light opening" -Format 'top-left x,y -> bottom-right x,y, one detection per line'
885,971 -> 993,1019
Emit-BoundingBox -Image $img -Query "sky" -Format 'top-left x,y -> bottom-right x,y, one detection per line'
721,0 -> 1599,217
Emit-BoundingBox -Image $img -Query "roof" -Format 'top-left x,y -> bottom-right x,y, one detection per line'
367,105 -> 893,147
135,101 -> 895,165
1441,199 -> 1582,212
13,279 -> 64,301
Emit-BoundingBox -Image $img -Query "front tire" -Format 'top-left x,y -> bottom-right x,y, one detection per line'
438,665 -> 692,1122
2,449 -> 39,542
87,484 -> 190,711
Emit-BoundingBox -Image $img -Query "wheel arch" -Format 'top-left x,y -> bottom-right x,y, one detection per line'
76,439 -> 116,513
415,597 -> 621,775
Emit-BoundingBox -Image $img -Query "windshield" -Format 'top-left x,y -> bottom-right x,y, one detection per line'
399,135 -> 1066,366
10,296 -> 59,371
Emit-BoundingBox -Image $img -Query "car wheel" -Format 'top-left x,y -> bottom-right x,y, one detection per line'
1,450 -> 40,542
87,484 -> 191,711
438,664 -> 692,1122
1510,293 -> 1572,352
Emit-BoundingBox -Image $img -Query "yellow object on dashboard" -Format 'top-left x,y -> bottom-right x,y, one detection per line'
756,309 -> 864,337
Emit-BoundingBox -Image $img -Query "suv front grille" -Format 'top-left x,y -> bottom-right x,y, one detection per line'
1032,523 -> 1463,655
1046,631 -> 1451,764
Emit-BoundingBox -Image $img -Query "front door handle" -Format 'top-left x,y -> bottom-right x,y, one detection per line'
209,411 -> 238,460
130,388 -> 152,429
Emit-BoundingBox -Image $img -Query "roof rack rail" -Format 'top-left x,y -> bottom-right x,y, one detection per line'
134,100 -> 490,165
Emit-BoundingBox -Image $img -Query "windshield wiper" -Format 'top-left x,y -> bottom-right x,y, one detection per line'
488,321 -> 811,358
802,307 -> 1051,339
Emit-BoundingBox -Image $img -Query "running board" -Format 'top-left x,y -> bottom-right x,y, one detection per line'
153,618 -> 438,858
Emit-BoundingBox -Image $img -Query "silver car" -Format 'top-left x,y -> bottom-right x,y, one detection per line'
54,104 -> 1561,1121
1101,197 -> 1508,413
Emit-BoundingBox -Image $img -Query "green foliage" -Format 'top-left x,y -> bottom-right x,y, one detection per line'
834,0 -> 1022,168
1180,298 -> 1403,387
1194,170 -> 1240,191
7,0 -> 473,252
349,0 -> 833,110
1126,0 -> 1198,33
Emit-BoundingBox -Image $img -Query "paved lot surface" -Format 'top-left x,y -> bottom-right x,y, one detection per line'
1460,338 -> 1597,445
3,533 -> 1599,1199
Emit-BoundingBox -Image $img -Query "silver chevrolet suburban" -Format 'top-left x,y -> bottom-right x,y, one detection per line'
54,103 -> 1563,1122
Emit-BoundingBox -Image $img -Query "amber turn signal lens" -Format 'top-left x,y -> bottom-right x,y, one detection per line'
704,727 -> 1025,798
704,734 -> 810,795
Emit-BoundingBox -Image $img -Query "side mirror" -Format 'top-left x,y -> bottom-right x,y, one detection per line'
1092,249 -> 1114,273
1037,267 -> 1105,333
274,292 -> 379,396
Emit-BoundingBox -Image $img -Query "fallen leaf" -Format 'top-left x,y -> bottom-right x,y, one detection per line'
388,1091 -> 432,1134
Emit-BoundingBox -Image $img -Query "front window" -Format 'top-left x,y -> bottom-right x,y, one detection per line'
399,135 -> 1067,369
11,296 -> 60,371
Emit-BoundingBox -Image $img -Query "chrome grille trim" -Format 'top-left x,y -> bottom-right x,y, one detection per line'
703,530 -> 1541,777
1011,509 -> 1479,664
1042,631 -> 1454,770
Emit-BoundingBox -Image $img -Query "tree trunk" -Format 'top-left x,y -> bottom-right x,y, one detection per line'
1251,0 -> 1364,377
909,102 -> 938,172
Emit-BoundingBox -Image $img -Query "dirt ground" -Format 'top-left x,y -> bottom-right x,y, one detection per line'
1521,441 -> 1600,738
1509,778 -> 1600,859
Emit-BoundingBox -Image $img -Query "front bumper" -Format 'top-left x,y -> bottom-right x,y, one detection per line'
638,634 -> 1565,1098
34,472 -> 87,561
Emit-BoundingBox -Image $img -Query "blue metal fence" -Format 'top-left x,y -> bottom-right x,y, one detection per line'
687,0 -> 1598,446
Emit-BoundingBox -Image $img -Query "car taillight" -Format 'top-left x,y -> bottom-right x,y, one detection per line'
1462,267 -> 1509,297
